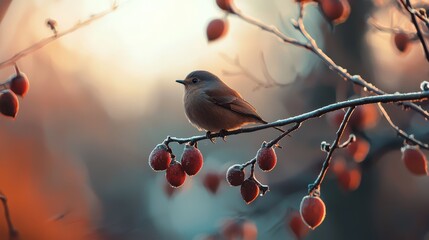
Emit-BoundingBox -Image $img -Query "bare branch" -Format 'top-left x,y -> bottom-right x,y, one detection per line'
164,91 -> 429,146
377,103 -> 429,149
0,193 -> 18,239
230,2 -> 429,119
0,2 -> 120,70
400,0 -> 429,60
369,18 -> 419,36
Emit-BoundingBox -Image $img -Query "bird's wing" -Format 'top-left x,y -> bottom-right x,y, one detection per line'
204,88 -> 265,123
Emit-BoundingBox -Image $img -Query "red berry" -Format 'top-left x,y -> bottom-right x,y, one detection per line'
203,172 -> 221,194
256,146 -> 277,172
319,0 -> 350,25
394,32 -> 410,53
216,0 -> 234,12
401,146 -> 428,176
0,90 -> 19,118
181,144 -> 203,176
9,66 -> 29,97
337,167 -> 361,191
221,219 -> 243,239
347,138 -> 370,163
330,158 -> 346,175
241,220 -> 258,239
340,104 -> 379,130
300,195 -> 326,229
148,144 -> 172,171
226,164 -> 245,186
166,161 -> 187,187
240,179 -> 259,204
328,105 -> 379,130
207,19 -> 228,42
287,211 -> 310,240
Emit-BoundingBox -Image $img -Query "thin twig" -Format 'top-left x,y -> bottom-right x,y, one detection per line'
377,103 -> 429,149
398,0 -> 429,27
400,0 -> 429,60
164,91 -> 429,146
308,107 -> 355,195
369,18 -> 419,37
220,53 -> 291,90
266,123 -> 301,148
230,2 -> 429,119
0,2 -> 120,70
220,53 -> 267,90
0,193 -> 18,239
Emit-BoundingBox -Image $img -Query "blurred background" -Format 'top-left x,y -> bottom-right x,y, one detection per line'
0,0 -> 428,239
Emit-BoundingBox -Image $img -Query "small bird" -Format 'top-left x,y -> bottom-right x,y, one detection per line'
176,70 -> 283,135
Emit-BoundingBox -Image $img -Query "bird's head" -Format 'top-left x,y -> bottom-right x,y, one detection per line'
176,70 -> 222,92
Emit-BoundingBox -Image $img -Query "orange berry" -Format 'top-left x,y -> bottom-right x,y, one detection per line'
330,158 -> 347,175
287,211 -> 310,240
319,0 -> 350,25
216,0 -> 234,12
349,104 -> 380,130
241,220 -> 258,240
148,144 -> 171,171
240,179 -> 259,204
203,172 -> 221,194
401,146 -> 428,176
181,144 -> 203,176
300,195 -> 326,229
394,32 -> 410,53
166,161 -> 187,187
221,219 -> 243,239
0,90 -> 19,118
9,65 -> 29,97
256,146 -> 277,172
337,167 -> 361,191
347,138 -> 370,162
207,19 -> 228,42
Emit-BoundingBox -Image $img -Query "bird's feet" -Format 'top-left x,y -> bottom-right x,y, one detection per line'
219,129 -> 229,142
206,131 -> 216,143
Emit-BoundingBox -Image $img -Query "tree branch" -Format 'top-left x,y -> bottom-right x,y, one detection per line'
229,2 -> 429,119
402,0 -> 429,61
377,103 -> 429,149
308,107 -> 355,195
0,1 -> 120,70
164,91 -> 429,146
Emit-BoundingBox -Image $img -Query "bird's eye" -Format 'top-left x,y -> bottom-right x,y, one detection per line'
192,78 -> 199,83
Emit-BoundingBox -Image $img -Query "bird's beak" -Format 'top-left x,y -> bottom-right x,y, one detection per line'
176,80 -> 185,85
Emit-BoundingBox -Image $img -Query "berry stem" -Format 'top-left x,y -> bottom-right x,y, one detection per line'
266,122 -> 301,148
13,64 -> 20,75
308,107 -> 355,195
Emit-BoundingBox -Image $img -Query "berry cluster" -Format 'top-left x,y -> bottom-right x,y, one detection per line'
0,65 -> 30,118
150,0 -> 429,235
226,143 -> 277,204
149,143 -> 203,188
